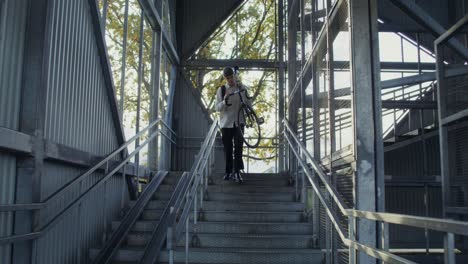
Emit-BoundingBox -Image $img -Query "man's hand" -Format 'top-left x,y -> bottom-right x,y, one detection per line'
224,93 -> 231,106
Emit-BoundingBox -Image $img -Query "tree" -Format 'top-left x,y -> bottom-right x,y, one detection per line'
189,0 -> 279,165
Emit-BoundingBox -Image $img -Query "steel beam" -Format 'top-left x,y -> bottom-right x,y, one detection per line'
289,0 -> 346,103
0,126 -> 146,178
388,0 -> 468,59
287,0 -> 299,174
149,30 -> 162,171
315,65 -> 468,99
382,100 -> 437,109
0,127 -> 32,155
182,59 -> 279,70
332,61 -> 436,71
88,0 -> 126,146
139,0 -> 180,64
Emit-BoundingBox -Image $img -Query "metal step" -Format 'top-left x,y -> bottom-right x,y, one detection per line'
197,211 -> 304,222
157,184 -> 294,193
160,247 -> 323,263
208,185 -> 294,193
140,210 -> 164,221
163,175 -> 290,187
209,178 -> 290,187
189,221 -> 314,235
204,191 -> 296,202
126,232 -> 315,249
201,201 -> 305,212
90,247 -> 323,263
112,221 -> 313,235
111,220 -> 158,232
140,209 -> 304,222
130,200 -> 305,212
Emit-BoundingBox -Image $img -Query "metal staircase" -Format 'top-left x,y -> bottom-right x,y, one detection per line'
90,172 -> 323,263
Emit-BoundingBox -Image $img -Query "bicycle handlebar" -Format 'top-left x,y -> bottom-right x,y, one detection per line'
225,88 -> 253,106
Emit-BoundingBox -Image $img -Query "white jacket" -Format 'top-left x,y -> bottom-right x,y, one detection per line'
216,83 -> 252,128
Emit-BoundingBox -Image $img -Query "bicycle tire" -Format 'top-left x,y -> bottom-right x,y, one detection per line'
238,104 -> 261,148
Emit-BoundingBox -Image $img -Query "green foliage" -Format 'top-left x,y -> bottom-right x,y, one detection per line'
190,0 -> 279,165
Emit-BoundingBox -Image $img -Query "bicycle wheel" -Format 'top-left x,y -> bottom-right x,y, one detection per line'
238,104 -> 261,148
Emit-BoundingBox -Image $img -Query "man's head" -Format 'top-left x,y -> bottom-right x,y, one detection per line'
223,67 -> 237,87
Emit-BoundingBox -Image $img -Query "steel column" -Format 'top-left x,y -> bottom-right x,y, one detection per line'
135,11 -> 145,193
13,0 -> 50,262
149,29 -> 162,171
119,0 -> 129,116
278,0 -> 286,172
349,0 -> 382,262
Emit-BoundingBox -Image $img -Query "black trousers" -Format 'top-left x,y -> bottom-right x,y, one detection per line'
221,126 -> 244,173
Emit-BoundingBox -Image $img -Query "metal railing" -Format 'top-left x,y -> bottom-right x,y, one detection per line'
283,119 -> 468,264
138,120 -> 219,264
92,170 -> 171,264
382,82 -> 436,139
0,118 -> 176,246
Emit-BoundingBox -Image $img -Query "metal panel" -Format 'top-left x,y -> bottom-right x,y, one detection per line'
43,0 -> 119,157
24,0 -> 128,262
0,0 -> 28,263
173,72 -> 213,171
384,136 -> 441,182
176,0 -> 243,59
35,160 -> 128,264
386,185 -> 443,248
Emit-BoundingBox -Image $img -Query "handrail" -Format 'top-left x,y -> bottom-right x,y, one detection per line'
0,118 -> 177,245
139,120 -> 219,264
92,171 -> 170,264
284,121 -> 349,215
283,118 -> 468,264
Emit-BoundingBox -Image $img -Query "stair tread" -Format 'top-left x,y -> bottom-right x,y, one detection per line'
127,231 -> 315,238
114,246 -> 321,254
143,209 -> 302,214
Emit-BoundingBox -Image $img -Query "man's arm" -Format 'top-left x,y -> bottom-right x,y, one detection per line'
215,86 -> 227,112
242,85 -> 253,107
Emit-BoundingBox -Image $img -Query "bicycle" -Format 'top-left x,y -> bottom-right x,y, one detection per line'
225,88 -> 264,148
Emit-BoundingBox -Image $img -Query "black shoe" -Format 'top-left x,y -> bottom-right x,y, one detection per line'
233,172 -> 243,183
223,173 -> 231,181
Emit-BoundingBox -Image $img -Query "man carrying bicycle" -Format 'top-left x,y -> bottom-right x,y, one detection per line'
216,67 -> 251,183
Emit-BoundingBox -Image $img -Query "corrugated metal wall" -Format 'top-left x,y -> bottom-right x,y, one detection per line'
31,0 -> 127,263
43,0 -> 119,156
0,0 -> 28,263
172,72 -> 218,171
36,161 -> 126,264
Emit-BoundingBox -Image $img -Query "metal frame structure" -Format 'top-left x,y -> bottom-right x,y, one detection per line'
284,120 -> 467,264
0,119 -> 176,244
435,15 -> 468,232
3,0 -> 468,263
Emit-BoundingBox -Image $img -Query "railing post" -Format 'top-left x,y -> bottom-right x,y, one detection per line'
103,161 -> 110,243
194,182 -> 198,225
185,217 -> 190,264
167,207 -> 174,264
121,164 -> 126,213
199,172 -> 204,210
444,232 -> 455,264
349,216 -> 356,264
381,221 -> 388,264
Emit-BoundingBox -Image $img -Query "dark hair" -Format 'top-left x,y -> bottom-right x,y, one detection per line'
223,67 -> 234,77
